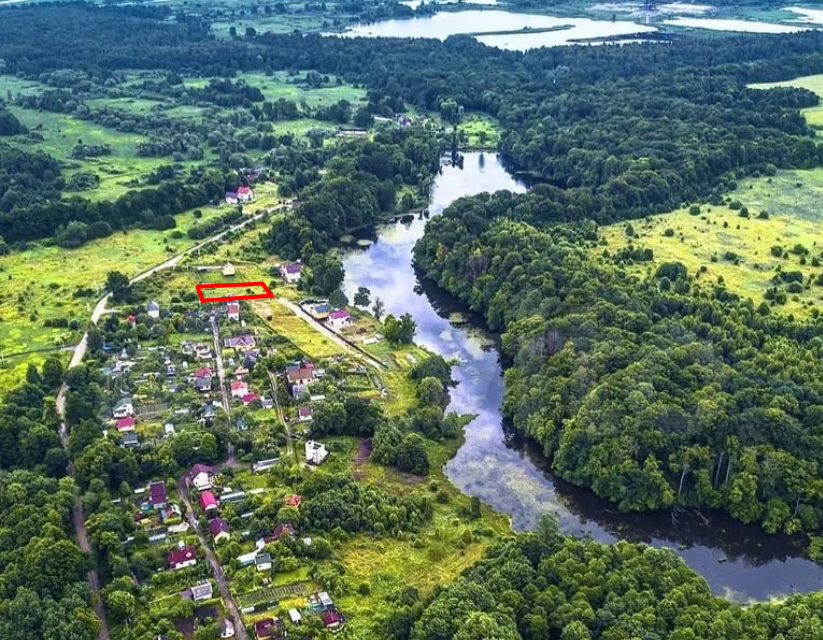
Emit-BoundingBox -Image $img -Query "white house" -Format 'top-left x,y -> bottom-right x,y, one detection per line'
147,300 -> 160,319
280,262 -> 303,284
305,440 -> 329,465
113,398 -> 134,418
288,609 -> 302,625
188,464 -> 216,491
190,581 -> 214,603
221,619 -> 236,639
255,553 -> 273,572
222,262 -> 236,277
327,309 -> 352,330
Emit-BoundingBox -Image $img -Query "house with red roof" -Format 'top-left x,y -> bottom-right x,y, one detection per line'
242,392 -> 259,407
269,523 -> 294,542
283,494 -> 301,508
253,617 -> 283,639
208,518 -> 231,543
126,314 -> 137,327
227,302 -> 240,322
236,185 -> 255,202
194,367 -> 213,392
115,416 -> 136,432
230,379 -> 249,398
199,491 -> 219,513
168,545 -> 198,570
298,406 -> 312,422
286,368 -> 314,386
321,609 -> 345,631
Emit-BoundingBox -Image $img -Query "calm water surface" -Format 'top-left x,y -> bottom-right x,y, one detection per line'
338,10 -> 657,48
341,152 -> 823,601
663,16 -> 809,32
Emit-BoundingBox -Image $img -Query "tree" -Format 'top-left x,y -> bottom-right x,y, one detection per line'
42,356 -> 64,388
105,271 -> 130,301
354,286 -> 371,308
106,590 -> 136,623
417,376 -> 444,406
384,313 -> 416,345
372,297 -> 385,320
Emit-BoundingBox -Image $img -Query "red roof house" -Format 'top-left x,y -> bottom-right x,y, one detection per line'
230,379 -> 249,398
321,609 -> 345,630
253,618 -> 281,639
168,545 -> 198,570
149,481 -> 168,508
242,392 -> 259,406
283,494 -> 301,508
199,491 -> 219,512
115,416 -> 136,432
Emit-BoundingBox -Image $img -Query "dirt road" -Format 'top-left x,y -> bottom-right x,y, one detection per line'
176,477 -> 249,640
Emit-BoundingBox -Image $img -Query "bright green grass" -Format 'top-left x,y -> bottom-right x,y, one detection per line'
0,74 -> 49,97
0,205 -> 227,362
85,97 -> 166,115
458,113 -> 501,149
242,71 -> 366,106
598,169 -> 823,319
210,14 -> 328,37
750,73 -> 823,130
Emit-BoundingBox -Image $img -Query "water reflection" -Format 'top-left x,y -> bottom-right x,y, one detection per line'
340,152 -> 823,601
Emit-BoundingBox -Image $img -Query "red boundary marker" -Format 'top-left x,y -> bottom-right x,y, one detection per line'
196,281 -> 274,303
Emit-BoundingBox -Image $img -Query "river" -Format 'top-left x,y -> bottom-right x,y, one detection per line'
340,152 -> 823,602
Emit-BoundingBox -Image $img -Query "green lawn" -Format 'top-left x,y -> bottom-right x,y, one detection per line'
458,112 -> 501,149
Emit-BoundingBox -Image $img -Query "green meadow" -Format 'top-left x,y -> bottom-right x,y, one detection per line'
598,169 -> 823,319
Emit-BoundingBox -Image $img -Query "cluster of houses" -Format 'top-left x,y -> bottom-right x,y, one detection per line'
302,300 -> 352,330
124,480 -> 191,549
252,593 -> 344,637
225,186 -> 255,205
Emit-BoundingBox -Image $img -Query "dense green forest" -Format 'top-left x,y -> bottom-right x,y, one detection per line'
393,520 -> 823,640
414,187 -> 823,534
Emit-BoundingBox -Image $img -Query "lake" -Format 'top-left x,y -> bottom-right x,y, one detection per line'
663,16 -> 809,32
340,151 -> 823,602
338,10 -> 657,49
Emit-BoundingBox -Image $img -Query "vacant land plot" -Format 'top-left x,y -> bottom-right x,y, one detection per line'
598,169 -> 823,318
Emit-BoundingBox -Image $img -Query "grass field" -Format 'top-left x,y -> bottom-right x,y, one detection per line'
0,205 -> 228,366
237,71 -> 366,107
598,169 -> 823,318
750,73 -> 823,130
458,113 -> 501,149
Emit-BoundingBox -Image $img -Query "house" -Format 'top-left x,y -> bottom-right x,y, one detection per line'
188,463 -> 216,491
234,365 -> 249,378
284,494 -> 302,508
225,191 -> 239,205
280,262 -> 303,284
255,553 -> 273,572
208,518 -> 231,543
237,185 -> 255,202
149,481 -> 168,509
221,619 -> 235,639
253,618 -> 277,639
113,398 -> 134,418
252,458 -> 279,473
288,609 -> 302,625
321,609 -> 345,631
297,406 -> 312,422
199,491 -> 219,513
190,581 -> 214,603
286,367 -> 315,386
168,521 -> 190,535
120,432 -> 139,448
224,335 -> 256,350
160,504 -> 182,523
318,591 -> 334,609
269,523 -> 294,542
126,314 -> 137,327
164,423 -> 176,437
261,397 -> 274,410
305,440 -> 329,465
291,383 -> 307,400
222,262 -> 236,277
307,302 -> 330,319
195,344 -> 213,360
327,309 -> 352,330
242,393 -> 259,407
194,366 -> 213,392
165,361 -> 177,376
168,545 -> 198,570
115,416 -> 136,433
237,550 -> 258,567
147,300 -> 160,319
230,379 -> 249,398
227,302 -> 240,321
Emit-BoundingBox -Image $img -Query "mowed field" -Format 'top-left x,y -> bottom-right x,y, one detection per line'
598,169 -> 823,318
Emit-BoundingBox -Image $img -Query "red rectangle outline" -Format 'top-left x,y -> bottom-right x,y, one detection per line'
196,281 -> 274,303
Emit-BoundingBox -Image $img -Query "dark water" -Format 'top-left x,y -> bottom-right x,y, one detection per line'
341,152 -> 823,602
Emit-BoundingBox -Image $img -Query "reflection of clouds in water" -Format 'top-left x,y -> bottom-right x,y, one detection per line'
438,327 -> 454,343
